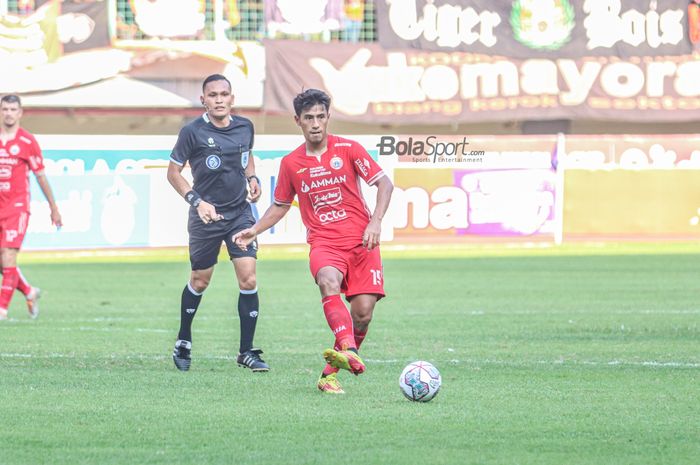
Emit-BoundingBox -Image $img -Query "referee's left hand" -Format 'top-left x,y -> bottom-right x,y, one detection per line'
248,178 -> 261,203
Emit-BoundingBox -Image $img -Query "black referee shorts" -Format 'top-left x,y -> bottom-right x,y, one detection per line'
187,205 -> 257,270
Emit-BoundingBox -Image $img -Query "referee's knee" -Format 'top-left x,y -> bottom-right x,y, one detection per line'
238,275 -> 257,291
190,273 -> 211,293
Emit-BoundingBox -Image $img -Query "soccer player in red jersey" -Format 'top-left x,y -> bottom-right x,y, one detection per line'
0,95 -> 62,320
233,89 -> 394,393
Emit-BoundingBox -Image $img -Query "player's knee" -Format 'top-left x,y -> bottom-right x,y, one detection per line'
354,310 -> 372,328
238,274 -> 257,291
316,274 -> 341,295
353,304 -> 374,326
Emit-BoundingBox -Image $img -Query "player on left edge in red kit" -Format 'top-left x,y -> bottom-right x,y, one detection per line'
0,95 -> 62,320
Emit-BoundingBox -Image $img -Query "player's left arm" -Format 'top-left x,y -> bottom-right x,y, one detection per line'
363,175 -> 393,250
34,170 -> 62,228
244,152 -> 261,203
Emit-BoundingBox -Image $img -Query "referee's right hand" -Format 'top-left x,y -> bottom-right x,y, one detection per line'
197,201 -> 224,224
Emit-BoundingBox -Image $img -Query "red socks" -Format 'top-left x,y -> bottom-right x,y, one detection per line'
322,294 -> 356,351
16,268 -> 31,296
354,329 -> 367,349
0,267 -> 19,309
321,302 -> 369,376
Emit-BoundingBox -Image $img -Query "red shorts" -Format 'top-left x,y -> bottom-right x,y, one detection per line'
0,211 -> 29,249
309,244 -> 385,301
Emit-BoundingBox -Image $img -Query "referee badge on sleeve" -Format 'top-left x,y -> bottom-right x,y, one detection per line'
241,151 -> 250,169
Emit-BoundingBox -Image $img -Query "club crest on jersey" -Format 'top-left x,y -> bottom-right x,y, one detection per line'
206,154 -> 221,170
330,156 -> 343,170
241,151 -> 250,169
9,145 -> 19,156
207,137 -> 215,147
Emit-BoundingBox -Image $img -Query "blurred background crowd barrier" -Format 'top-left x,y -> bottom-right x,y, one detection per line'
2,1 -> 699,249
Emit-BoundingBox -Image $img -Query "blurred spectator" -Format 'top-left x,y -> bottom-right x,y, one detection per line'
265,0 -> 343,42
690,0 -> 700,45
128,0 -> 206,39
342,0 -> 364,42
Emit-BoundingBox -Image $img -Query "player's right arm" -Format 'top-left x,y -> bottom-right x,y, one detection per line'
233,202 -> 291,251
234,156 -> 296,250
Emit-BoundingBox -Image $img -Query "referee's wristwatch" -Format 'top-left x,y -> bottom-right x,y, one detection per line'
247,175 -> 261,185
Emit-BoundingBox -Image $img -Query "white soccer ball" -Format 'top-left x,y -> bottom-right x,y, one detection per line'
399,361 -> 441,402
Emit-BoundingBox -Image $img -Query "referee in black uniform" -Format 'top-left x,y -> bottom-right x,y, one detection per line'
167,74 -> 269,372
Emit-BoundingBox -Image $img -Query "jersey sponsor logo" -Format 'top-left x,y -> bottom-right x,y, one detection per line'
9,144 -> 20,156
0,157 -> 18,165
310,187 -> 342,214
0,182 -> 10,191
334,142 -> 352,147
19,136 -> 31,144
310,166 -> 331,178
0,166 -> 10,179
207,137 -> 215,147
355,158 -> 369,176
319,209 -> 347,224
206,154 -> 221,170
330,156 -> 343,170
301,180 -> 310,193
308,175 -> 347,191
241,151 -> 250,169
296,167 -> 307,174
30,156 -> 42,170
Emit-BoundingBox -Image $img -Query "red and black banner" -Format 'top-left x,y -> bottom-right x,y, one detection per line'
264,39 -> 700,123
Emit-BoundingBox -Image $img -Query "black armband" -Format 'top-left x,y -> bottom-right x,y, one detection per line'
247,175 -> 261,185
184,190 -> 202,208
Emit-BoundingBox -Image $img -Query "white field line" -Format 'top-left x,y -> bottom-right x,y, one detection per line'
1,353 -> 698,368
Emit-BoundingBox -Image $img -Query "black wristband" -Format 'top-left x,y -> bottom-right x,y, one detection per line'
184,190 -> 202,208
247,175 -> 261,185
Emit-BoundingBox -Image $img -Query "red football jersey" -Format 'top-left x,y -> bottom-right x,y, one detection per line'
0,128 -> 44,219
274,135 -> 385,249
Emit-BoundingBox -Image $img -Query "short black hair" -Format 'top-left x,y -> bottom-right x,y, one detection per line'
1,94 -> 21,106
293,89 -> 330,116
202,74 -> 231,92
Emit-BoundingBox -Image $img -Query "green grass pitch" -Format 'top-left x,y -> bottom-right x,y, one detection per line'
1,243 -> 698,465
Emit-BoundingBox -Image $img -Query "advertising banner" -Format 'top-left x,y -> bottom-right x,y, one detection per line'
0,2 -> 264,108
23,135 -> 383,250
263,40 -> 700,123
564,170 -> 700,237
391,167 -> 557,239
562,134 -> 700,169
20,134 -> 700,249
376,0 -> 695,58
